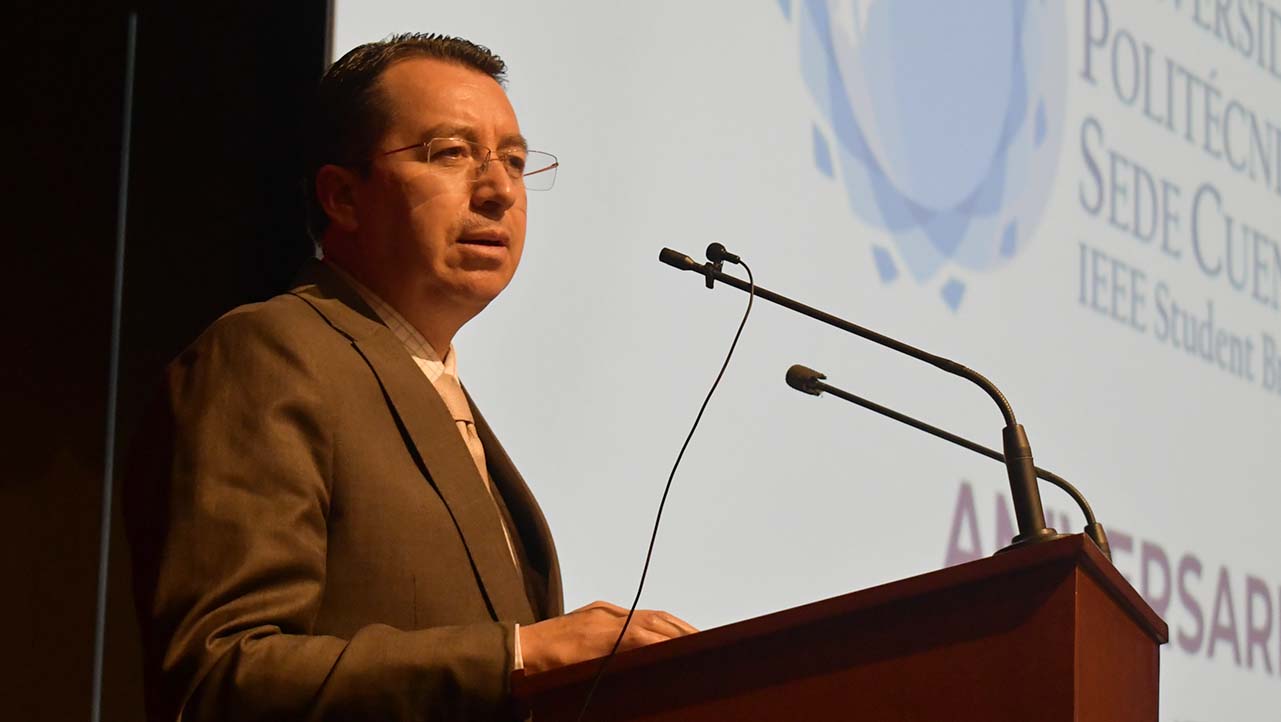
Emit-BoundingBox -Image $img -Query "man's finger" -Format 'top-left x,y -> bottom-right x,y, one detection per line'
619,626 -> 670,651
625,610 -> 697,641
629,609 -> 698,638
650,611 -> 698,636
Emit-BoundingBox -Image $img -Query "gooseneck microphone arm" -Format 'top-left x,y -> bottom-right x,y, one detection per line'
660,247 -> 1059,549
785,365 -> 1110,559
659,249 -> 1017,423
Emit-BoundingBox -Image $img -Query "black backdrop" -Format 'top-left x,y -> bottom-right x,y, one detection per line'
7,2 -> 329,719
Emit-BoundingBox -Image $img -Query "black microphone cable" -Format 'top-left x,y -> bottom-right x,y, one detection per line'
573,255 -> 755,722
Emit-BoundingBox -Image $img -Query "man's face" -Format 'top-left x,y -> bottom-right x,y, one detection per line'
352,57 -> 528,315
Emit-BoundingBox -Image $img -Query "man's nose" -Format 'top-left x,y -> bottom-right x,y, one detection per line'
471,157 -> 518,214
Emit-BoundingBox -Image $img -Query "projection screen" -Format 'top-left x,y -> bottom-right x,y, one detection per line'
333,2 -> 1281,718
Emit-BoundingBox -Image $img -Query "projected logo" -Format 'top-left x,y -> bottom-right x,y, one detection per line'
785,0 -> 1066,309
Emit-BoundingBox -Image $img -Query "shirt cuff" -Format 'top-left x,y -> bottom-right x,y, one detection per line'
513,623 -> 524,670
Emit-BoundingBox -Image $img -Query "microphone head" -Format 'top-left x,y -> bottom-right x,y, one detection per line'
706,242 -> 742,265
785,364 -> 827,396
659,248 -> 701,272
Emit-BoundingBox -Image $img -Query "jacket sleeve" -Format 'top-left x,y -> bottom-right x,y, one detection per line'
125,307 -> 519,722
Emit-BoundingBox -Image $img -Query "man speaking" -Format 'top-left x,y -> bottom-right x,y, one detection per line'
125,33 -> 694,722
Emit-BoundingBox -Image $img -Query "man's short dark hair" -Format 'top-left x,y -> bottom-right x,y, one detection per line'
304,33 -> 507,241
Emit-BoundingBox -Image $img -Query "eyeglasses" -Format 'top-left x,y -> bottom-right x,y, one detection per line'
380,137 -> 559,191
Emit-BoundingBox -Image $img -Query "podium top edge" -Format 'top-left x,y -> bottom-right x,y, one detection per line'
513,534 -> 1168,697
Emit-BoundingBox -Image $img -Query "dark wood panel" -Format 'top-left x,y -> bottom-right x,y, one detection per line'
1077,567 -> 1161,722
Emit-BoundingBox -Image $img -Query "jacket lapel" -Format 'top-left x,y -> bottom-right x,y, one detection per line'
470,398 -> 564,619
289,260 -> 536,625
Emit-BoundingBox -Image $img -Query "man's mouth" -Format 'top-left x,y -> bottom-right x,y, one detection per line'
458,233 -> 507,247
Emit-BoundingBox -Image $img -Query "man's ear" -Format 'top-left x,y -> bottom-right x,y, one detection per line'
315,164 -> 362,232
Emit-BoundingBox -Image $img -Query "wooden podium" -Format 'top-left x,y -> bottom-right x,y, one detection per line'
512,534 -> 1167,721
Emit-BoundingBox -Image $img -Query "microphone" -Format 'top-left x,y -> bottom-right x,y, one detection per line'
785,365 -> 1110,559
785,364 -> 825,395
661,245 -> 1061,551
659,248 -> 701,272
658,244 -> 742,290
706,242 -> 741,265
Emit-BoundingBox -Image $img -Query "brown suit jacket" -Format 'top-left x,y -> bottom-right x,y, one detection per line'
124,261 -> 563,722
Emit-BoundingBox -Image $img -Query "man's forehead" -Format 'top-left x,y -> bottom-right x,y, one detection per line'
377,56 -> 519,134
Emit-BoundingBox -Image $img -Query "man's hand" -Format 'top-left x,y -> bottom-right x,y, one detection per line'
518,601 -> 698,674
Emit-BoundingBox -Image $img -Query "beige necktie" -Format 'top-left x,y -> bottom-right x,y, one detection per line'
433,371 -> 521,574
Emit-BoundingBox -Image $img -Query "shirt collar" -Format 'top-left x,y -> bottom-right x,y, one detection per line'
323,259 -> 457,384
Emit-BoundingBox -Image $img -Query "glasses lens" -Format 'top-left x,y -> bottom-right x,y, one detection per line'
522,151 -> 558,191
426,138 -> 476,165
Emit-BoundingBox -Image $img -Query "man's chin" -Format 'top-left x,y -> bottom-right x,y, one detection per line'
448,272 -> 515,310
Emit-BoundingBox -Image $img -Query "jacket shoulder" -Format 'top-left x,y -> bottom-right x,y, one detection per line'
210,291 -> 334,342
170,291 -> 355,385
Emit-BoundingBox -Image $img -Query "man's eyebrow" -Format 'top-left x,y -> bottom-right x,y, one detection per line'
498,133 -> 529,151
419,124 -> 476,142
